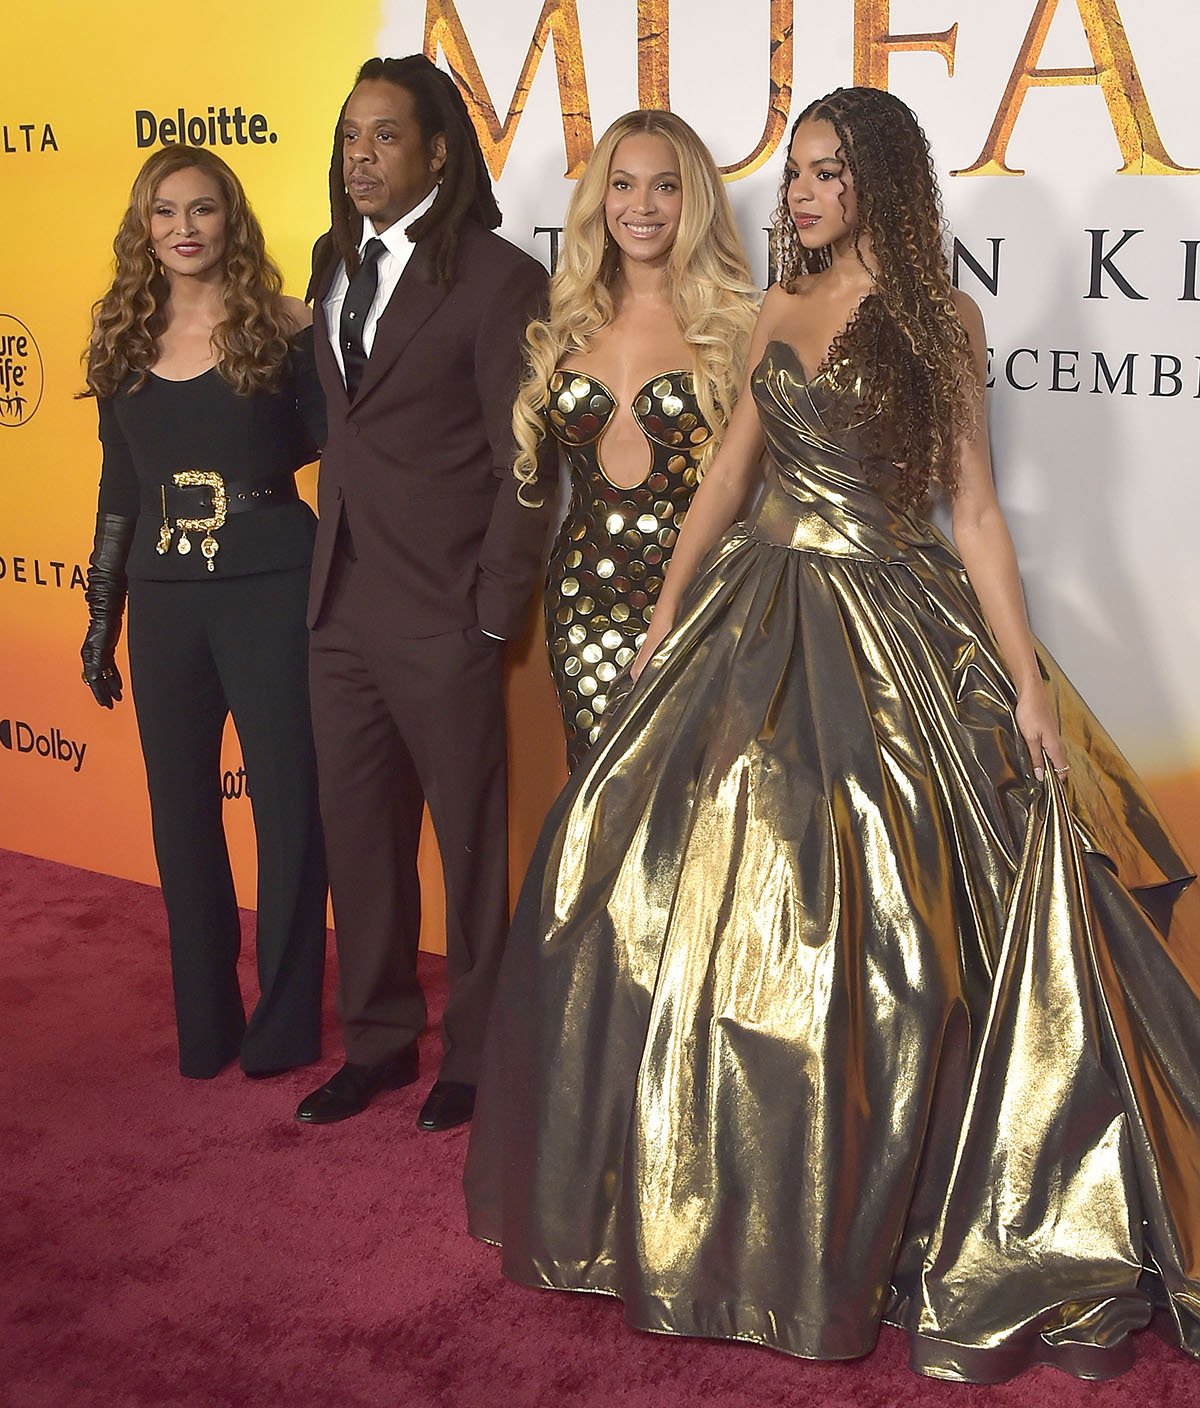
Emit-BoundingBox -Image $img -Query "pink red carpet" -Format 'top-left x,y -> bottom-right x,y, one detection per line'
1,848 -> 1194,1407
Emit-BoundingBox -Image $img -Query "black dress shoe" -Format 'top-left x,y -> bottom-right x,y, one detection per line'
295,1045 -> 419,1124
416,1080 -> 476,1131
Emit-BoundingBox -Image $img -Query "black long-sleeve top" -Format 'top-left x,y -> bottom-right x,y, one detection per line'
96,330 -> 325,581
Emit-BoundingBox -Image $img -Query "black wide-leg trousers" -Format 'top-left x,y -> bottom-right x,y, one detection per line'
127,568 -> 327,1078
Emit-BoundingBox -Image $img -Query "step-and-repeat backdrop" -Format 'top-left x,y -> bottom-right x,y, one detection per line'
2,1 -> 1197,952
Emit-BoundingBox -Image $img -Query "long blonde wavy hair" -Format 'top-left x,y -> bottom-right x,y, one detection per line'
83,145 -> 294,399
514,110 -> 758,503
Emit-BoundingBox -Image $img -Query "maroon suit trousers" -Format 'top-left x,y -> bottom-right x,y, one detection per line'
309,537 -> 509,1082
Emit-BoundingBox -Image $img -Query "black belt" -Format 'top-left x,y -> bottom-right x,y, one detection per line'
147,474 -> 299,519
149,472 -> 299,572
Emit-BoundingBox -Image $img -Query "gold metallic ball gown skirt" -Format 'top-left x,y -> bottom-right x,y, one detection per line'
465,342 -> 1200,1382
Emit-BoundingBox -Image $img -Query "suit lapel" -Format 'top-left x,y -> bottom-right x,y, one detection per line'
351,242 -> 446,408
312,261 -> 349,413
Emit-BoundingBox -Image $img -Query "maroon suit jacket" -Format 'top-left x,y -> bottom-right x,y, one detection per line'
309,218 -> 555,639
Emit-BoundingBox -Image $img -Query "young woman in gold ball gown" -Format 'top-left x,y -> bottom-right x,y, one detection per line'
466,88 -> 1200,1383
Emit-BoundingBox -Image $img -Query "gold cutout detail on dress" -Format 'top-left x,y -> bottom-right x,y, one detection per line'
543,368 -> 710,768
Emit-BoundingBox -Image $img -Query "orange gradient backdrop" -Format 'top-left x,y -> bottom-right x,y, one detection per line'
0,2 -> 566,956
2,1 -> 1198,956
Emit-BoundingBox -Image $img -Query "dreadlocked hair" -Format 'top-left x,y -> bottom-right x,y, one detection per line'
770,86 -> 978,507
311,54 -> 501,298
83,145 -> 294,399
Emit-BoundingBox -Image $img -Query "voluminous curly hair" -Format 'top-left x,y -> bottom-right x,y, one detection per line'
83,145 -> 294,399
771,87 -> 978,506
309,54 -> 501,298
513,110 -> 759,504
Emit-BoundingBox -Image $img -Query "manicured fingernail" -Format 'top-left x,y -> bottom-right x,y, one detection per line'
1034,767 -> 1044,782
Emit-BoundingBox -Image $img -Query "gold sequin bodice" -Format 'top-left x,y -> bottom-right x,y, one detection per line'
544,367 -> 711,769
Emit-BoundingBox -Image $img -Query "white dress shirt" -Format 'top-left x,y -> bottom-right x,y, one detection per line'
323,184 -> 439,383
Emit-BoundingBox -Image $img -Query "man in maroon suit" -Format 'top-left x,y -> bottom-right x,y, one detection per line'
296,55 -> 555,1129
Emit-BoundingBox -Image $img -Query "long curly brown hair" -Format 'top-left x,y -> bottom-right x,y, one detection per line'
771,87 -> 978,505
83,145 -> 294,399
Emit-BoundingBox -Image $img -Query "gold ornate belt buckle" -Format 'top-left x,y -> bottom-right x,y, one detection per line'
171,470 -> 228,571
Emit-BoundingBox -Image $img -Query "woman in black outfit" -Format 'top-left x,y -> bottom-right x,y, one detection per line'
80,145 -> 327,1080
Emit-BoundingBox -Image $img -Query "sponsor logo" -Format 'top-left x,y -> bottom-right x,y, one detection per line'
222,765 -> 251,802
0,555 -> 86,588
135,106 -> 277,149
0,315 -> 43,427
1,122 -> 58,154
0,716 -> 86,772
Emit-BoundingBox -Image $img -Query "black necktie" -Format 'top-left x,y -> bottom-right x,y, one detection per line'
339,237 -> 385,399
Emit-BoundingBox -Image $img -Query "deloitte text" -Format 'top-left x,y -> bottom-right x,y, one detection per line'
135,106 -> 277,149
0,717 -> 86,772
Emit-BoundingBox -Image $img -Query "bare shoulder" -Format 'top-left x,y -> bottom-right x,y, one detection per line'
950,286 -> 985,341
754,281 -> 795,339
762,281 -> 794,312
281,295 -> 313,334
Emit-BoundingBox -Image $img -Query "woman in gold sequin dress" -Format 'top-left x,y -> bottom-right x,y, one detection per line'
511,112 -> 757,769
466,87 -> 1200,1381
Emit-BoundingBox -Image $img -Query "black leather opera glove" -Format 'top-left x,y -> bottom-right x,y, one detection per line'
80,512 -> 135,709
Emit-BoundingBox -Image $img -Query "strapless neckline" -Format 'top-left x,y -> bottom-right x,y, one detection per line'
547,365 -> 709,490
557,367 -> 692,406
761,339 -> 834,388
